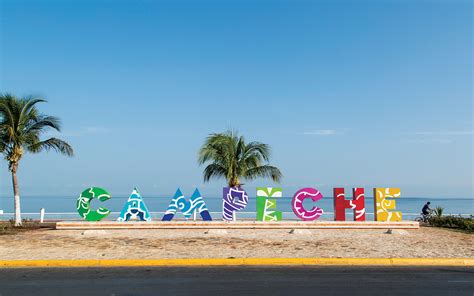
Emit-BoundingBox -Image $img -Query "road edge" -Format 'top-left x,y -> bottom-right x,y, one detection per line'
0,258 -> 472,268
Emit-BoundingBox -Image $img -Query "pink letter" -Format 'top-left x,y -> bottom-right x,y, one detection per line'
292,188 -> 324,221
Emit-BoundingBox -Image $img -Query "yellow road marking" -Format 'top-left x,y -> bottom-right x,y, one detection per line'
0,258 -> 472,268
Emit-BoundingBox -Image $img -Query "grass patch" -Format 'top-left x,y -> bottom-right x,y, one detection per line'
0,219 -> 43,235
428,216 -> 474,233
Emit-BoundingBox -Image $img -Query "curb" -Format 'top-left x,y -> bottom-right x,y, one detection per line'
55,221 -> 420,230
0,258 -> 472,268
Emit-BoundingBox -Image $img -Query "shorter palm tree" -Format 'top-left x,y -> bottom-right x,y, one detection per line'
198,130 -> 282,187
0,94 -> 74,226
433,206 -> 444,218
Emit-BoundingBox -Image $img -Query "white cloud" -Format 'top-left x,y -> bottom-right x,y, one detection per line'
302,129 -> 337,136
411,131 -> 473,136
407,138 -> 453,144
83,126 -> 111,134
405,130 -> 473,144
428,138 -> 454,144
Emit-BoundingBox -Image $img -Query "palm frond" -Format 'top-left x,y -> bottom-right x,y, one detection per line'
203,163 -> 227,182
245,165 -> 283,183
0,94 -> 18,134
0,94 -> 73,165
198,129 -> 282,185
27,137 -> 74,156
243,141 -> 271,162
20,97 -> 46,121
25,115 -> 62,134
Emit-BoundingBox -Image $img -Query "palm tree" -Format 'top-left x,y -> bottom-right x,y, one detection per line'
198,130 -> 282,187
0,94 -> 74,226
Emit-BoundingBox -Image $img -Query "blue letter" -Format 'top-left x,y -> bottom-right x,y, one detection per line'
162,188 -> 212,221
117,188 -> 152,222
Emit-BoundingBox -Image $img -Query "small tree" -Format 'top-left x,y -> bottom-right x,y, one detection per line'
0,94 -> 74,226
433,206 -> 444,218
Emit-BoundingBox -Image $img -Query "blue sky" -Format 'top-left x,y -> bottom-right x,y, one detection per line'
0,0 -> 472,200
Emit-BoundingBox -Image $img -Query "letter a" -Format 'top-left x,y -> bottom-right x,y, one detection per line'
117,188 -> 152,222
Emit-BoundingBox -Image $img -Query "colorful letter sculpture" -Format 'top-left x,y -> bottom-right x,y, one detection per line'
76,187 -> 111,221
223,187 -> 249,221
162,188 -> 212,221
292,187 -> 324,221
373,188 -> 402,221
333,188 -> 366,221
117,188 -> 152,222
75,185 -> 404,222
256,187 -> 282,221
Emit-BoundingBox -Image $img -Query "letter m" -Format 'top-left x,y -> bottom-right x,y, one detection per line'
162,188 -> 212,221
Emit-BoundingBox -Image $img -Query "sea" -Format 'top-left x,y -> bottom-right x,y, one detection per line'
0,195 -> 472,221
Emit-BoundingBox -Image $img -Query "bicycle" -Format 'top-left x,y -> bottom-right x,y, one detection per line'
415,212 -> 432,223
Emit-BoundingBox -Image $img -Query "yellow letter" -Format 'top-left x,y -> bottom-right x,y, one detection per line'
373,188 -> 402,221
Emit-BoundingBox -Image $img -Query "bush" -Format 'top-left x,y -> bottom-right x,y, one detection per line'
0,220 -> 42,235
433,206 -> 444,218
428,215 -> 474,233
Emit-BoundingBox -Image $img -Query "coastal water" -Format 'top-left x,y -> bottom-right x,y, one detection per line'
0,195 -> 472,221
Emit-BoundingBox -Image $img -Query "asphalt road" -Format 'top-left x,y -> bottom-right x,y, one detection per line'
0,266 -> 472,296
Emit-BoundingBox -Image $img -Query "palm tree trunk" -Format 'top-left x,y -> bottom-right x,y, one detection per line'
229,177 -> 239,188
11,166 -> 21,226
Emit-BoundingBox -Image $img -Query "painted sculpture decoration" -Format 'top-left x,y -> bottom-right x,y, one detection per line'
76,186 -> 403,222
76,187 -> 111,221
256,187 -> 282,221
117,188 -> 151,222
333,188 -> 366,221
162,188 -> 212,221
291,187 -> 324,221
222,187 -> 249,221
374,187 -> 402,221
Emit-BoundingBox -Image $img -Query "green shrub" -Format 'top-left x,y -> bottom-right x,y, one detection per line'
433,206 -> 444,218
428,215 -> 474,233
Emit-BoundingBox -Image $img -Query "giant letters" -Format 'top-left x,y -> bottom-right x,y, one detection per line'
333,188 -> 366,221
162,188 -> 212,221
117,188 -> 152,222
292,188 -> 324,221
76,187 -> 111,221
373,188 -> 402,221
223,187 -> 249,221
256,187 -> 282,221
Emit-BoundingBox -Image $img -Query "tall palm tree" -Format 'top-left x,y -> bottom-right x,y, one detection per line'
198,130 -> 282,187
0,94 -> 74,226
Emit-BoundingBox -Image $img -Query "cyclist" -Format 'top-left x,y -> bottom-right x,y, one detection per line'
421,202 -> 432,221
422,202 -> 431,215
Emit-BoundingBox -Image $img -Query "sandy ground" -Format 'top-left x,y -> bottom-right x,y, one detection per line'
0,227 -> 472,260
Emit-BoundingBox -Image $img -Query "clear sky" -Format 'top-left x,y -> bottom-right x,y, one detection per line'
0,0 -> 472,200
